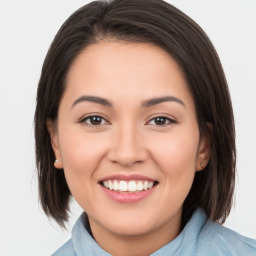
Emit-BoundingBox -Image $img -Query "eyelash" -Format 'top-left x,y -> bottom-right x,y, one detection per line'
79,115 -> 109,127
147,116 -> 176,126
79,114 -> 177,127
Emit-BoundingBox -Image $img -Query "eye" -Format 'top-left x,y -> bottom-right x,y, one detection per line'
147,116 -> 176,126
80,115 -> 109,126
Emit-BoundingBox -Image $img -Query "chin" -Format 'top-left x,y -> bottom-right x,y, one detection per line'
99,212 -> 159,237
109,222 -> 155,237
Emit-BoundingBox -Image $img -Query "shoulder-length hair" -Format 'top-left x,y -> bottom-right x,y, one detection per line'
35,0 -> 235,227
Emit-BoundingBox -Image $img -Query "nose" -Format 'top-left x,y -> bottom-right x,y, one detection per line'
107,123 -> 149,167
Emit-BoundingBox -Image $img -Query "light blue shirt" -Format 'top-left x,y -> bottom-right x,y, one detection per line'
52,208 -> 256,255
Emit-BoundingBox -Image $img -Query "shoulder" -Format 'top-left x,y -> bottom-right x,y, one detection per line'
51,214 -> 111,256
51,239 -> 76,256
212,223 -> 256,254
197,214 -> 256,255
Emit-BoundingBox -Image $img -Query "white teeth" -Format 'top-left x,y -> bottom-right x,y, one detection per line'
103,181 -> 108,188
102,180 -> 156,192
113,180 -> 119,191
119,180 -> 128,191
128,181 -> 137,192
108,180 -> 113,190
137,181 -> 144,191
143,181 -> 148,190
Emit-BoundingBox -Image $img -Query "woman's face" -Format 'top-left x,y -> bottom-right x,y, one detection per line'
49,41 -> 209,243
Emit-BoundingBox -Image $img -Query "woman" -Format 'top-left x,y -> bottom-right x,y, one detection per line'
34,0 -> 256,255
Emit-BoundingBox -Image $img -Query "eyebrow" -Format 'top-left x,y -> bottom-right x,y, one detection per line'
141,96 -> 185,108
72,96 -> 112,108
71,95 -> 185,108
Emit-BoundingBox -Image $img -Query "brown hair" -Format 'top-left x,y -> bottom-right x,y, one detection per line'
35,0 -> 236,227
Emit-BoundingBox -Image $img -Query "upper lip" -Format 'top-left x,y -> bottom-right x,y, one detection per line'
98,174 -> 157,183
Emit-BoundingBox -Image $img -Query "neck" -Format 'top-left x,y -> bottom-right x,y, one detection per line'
88,213 -> 181,256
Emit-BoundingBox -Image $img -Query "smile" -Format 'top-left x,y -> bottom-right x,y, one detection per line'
99,175 -> 159,203
102,180 -> 156,193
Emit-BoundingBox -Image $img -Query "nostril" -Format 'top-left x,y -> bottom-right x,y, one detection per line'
107,138 -> 149,166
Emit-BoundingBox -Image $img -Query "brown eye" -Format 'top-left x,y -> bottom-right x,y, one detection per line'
155,117 -> 168,125
148,116 -> 175,126
90,116 -> 103,125
81,115 -> 108,126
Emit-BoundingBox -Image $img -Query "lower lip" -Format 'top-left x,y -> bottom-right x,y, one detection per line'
100,185 -> 157,203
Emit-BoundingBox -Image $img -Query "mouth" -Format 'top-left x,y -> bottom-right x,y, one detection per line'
99,179 -> 159,193
98,175 -> 159,203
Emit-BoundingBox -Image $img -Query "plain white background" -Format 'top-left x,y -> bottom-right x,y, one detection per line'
0,0 -> 255,255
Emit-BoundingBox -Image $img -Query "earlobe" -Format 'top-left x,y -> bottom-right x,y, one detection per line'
196,124 -> 212,172
54,159 -> 63,169
46,119 -> 63,169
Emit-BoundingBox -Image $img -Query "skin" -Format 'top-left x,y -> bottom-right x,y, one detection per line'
48,41 -> 210,256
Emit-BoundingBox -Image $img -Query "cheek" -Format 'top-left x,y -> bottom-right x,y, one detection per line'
58,128 -> 106,193
150,134 -> 198,211
150,131 -> 199,171
60,124 -> 106,164
149,130 -> 199,196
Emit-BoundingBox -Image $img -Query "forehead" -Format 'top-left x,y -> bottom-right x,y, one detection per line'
64,41 -> 194,109
68,40 -> 185,82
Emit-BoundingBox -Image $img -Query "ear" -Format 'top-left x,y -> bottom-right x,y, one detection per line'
195,123 -> 212,172
46,119 -> 63,169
